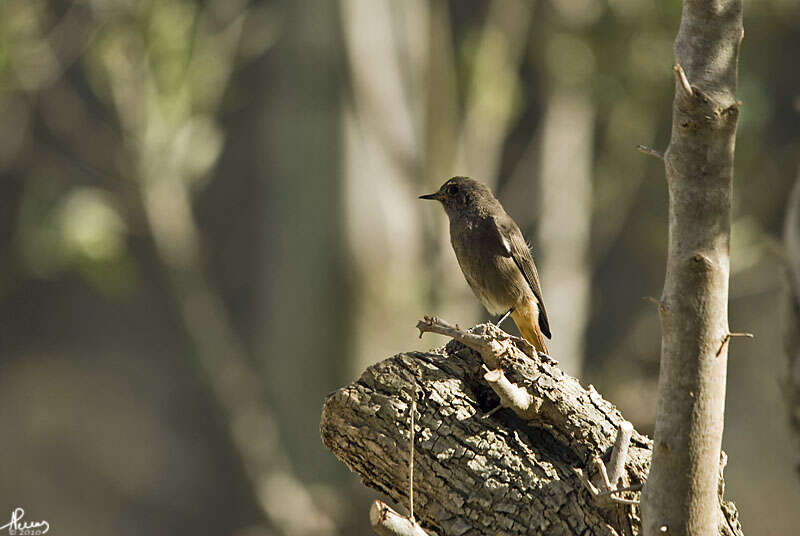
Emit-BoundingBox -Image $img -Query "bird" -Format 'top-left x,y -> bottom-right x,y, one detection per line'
419,176 -> 551,354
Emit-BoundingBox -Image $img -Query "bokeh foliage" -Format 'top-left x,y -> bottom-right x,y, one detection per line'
0,0 -> 799,534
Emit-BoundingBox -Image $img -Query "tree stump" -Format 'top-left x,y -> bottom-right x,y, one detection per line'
320,322 -> 743,535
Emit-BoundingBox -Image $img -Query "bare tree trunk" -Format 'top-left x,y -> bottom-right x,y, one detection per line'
453,0 -> 533,184
537,91 -> 594,375
321,323 -> 743,535
783,173 -> 800,467
640,1 -> 743,535
339,0 -> 431,372
86,3 -> 338,533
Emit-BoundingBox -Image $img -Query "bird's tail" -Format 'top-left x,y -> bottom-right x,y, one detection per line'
511,303 -> 549,355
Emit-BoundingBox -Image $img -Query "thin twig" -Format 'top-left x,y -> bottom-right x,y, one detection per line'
607,421 -> 634,486
643,296 -> 668,313
416,316 -> 514,369
636,144 -> 664,160
729,332 -> 754,338
673,64 -> 693,97
481,405 -> 503,419
576,455 -> 642,506
409,398 -> 416,522
598,483 -> 643,497
367,394 -> 430,536
574,467 -> 600,496
609,496 -> 641,505
595,457 -> 613,491
716,331 -> 755,357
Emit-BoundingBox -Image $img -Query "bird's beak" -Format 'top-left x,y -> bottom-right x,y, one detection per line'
419,192 -> 440,200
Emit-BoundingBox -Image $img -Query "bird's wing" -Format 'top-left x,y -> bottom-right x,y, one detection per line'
491,215 -> 551,339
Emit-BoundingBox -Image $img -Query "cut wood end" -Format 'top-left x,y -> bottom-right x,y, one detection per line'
369,500 -> 431,536
370,500 -> 389,527
484,369 -> 503,382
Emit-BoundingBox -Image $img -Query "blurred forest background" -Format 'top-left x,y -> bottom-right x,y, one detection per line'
1,0 -> 799,534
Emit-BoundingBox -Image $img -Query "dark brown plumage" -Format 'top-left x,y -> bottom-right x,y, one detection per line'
420,176 -> 551,353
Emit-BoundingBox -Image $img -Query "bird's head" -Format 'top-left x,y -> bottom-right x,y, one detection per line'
419,176 -> 496,218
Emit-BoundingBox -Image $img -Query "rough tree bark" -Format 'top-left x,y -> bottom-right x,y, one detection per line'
639,1 -> 743,536
321,322 -> 743,535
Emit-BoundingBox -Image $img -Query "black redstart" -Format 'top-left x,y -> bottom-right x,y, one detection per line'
420,176 -> 551,353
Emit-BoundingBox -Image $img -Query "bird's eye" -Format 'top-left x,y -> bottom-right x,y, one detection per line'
446,184 -> 459,196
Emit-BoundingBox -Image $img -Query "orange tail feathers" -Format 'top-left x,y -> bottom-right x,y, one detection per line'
510,304 -> 549,355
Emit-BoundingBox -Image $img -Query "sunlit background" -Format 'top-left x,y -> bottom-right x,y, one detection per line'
1,0 -> 799,534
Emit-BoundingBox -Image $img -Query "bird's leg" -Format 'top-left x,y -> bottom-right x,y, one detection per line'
496,308 -> 514,328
